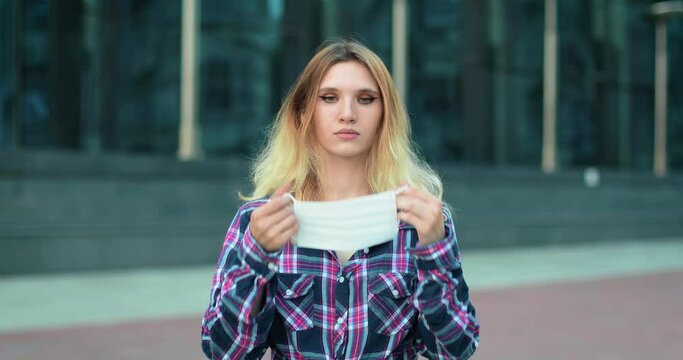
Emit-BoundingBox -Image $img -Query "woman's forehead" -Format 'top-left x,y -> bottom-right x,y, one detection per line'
319,61 -> 379,92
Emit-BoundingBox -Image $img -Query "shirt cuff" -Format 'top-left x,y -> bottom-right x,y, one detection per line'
242,224 -> 281,279
407,225 -> 460,272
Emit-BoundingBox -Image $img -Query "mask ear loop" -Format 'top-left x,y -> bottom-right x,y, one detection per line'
282,193 -> 298,245
283,193 -> 296,203
394,185 -> 409,195
393,185 -> 409,227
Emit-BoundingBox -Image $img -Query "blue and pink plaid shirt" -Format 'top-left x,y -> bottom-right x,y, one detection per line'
201,198 -> 479,359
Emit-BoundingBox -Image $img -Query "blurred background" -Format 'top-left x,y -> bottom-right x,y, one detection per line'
1,0 -> 682,359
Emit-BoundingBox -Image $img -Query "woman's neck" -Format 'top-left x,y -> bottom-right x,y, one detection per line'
319,156 -> 371,201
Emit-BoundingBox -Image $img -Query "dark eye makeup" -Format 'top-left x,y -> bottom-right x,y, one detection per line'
358,96 -> 378,105
318,95 -> 378,105
319,95 -> 337,103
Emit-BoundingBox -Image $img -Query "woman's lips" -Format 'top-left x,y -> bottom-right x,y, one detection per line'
335,130 -> 360,140
335,132 -> 359,140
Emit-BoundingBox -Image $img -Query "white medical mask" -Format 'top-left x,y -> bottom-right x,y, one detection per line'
284,189 -> 405,251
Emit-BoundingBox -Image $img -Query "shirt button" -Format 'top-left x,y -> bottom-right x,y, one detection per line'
285,289 -> 293,296
338,276 -> 345,283
337,317 -> 344,324
267,263 -> 278,272
392,290 -> 399,297
363,248 -> 369,254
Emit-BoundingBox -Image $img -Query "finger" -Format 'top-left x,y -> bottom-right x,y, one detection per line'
277,221 -> 300,245
259,194 -> 293,216
402,185 -> 438,205
394,184 -> 410,195
267,218 -> 299,250
400,187 -> 444,220
260,182 -> 294,215
266,213 -> 296,239
395,195 -> 423,215
397,210 -> 424,231
396,195 -> 429,220
258,205 -> 295,234
268,213 -> 298,240
273,182 -> 292,197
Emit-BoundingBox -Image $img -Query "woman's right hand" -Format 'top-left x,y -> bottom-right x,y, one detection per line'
249,183 -> 299,252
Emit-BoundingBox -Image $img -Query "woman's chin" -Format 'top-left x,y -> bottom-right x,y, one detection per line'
326,149 -> 371,161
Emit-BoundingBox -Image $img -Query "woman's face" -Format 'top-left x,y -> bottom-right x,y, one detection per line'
312,61 -> 383,163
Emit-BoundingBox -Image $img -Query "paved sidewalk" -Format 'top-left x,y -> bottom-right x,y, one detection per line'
473,269 -> 683,360
1,238 -> 682,359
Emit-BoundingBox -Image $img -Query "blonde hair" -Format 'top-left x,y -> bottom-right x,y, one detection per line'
241,38 -> 443,201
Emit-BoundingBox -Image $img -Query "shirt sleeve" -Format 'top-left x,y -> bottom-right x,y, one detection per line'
201,201 -> 281,359
407,206 -> 480,360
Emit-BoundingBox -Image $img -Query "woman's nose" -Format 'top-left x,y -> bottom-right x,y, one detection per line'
339,99 -> 356,123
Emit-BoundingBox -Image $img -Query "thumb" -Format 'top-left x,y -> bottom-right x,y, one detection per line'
272,182 -> 292,198
394,182 -> 410,195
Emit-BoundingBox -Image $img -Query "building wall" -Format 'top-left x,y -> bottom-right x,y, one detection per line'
2,1 -> 683,275
2,151 -> 681,275
1,0 -> 682,170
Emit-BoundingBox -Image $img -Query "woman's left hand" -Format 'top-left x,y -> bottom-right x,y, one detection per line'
395,185 -> 445,246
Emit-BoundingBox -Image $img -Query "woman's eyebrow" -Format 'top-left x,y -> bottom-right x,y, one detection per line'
318,87 -> 380,96
359,88 -> 380,96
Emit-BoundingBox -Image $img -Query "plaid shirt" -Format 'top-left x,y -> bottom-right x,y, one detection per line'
201,198 -> 479,359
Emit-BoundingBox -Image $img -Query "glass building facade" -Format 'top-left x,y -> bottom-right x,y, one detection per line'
1,0 -> 682,171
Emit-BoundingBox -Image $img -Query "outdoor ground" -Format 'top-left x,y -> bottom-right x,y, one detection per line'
2,239 -> 682,359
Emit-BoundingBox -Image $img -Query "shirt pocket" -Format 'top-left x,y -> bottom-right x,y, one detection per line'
368,272 -> 417,336
274,273 -> 316,332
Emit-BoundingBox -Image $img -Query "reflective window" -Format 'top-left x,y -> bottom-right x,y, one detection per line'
408,0 -> 464,162
492,0 -> 544,165
199,0 -> 285,157
669,17 -> 683,169
1,0 -> 681,171
98,0 -> 182,154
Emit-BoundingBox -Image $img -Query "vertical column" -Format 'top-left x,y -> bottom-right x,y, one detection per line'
279,0 -> 321,97
653,16 -> 667,177
99,0 -> 119,151
322,0 -> 338,39
11,0 -> 24,150
83,0 -> 102,153
392,0 -> 408,101
490,0 -> 507,164
614,0 -> 631,168
649,1 -> 683,176
178,0 -> 203,161
462,0 -> 493,163
542,0 -> 558,173
48,0 -> 83,149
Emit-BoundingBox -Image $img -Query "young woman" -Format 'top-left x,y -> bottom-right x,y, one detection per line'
201,38 -> 480,359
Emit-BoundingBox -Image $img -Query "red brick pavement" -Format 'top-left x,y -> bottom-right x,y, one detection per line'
471,270 -> 683,360
1,270 -> 681,359
0,318 -> 203,360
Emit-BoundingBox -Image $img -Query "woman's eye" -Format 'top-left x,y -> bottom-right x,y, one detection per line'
320,96 -> 337,103
358,97 -> 377,105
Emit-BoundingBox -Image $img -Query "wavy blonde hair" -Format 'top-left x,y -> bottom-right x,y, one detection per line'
241,38 -> 443,201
